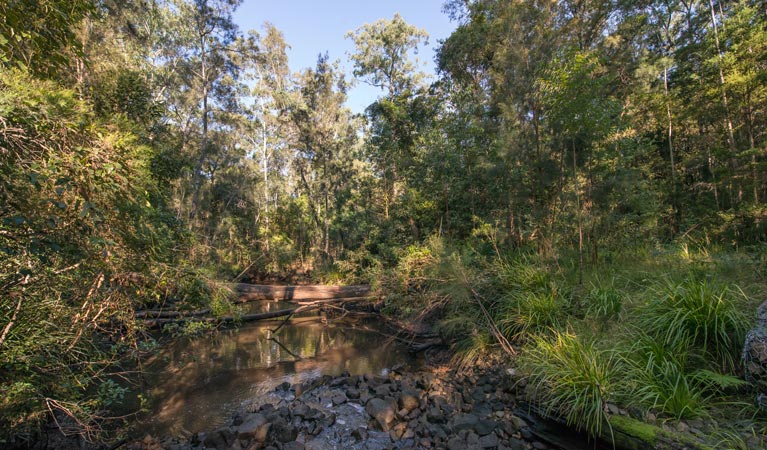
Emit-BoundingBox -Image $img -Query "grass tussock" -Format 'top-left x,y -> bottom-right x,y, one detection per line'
521,331 -> 618,437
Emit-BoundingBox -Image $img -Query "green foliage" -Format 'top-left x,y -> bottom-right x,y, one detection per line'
0,68 -> 180,437
499,288 -> 569,340
521,331 -> 618,437
0,0 -> 94,76
583,281 -> 623,323
97,380 -> 128,408
639,277 -> 749,371
163,320 -> 216,337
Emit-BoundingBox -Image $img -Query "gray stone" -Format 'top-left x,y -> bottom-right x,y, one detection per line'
466,432 -> 480,447
479,432 -> 499,448
331,392 -> 347,406
426,407 -> 445,424
447,436 -> 467,450
236,413 -> 270,442
510,416 -> 527,430
269,419 -> 297,443
475,419 -> 498,436
346,388 -> 360,400
451,413 -> 479,432
398,389 -> 420,413
374,384 -> 392,398
203,427 -> 234,448
509,438 -> 527,450
351,427 -> 369,442
282,442 -> 305,450
365,398 -> 397,431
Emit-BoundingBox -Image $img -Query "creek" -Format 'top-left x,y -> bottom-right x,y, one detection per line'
131,302 -> 420,437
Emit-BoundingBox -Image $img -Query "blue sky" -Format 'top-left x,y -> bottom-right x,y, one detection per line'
234,0 -> 457,114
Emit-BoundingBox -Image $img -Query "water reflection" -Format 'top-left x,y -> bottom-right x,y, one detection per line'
135,315 -> 418,436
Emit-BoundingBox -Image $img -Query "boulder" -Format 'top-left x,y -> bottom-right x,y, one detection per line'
744,300 -> 767,411
398,389 -> 420,413
236,413 -> 270,442
365,398 -> 397,431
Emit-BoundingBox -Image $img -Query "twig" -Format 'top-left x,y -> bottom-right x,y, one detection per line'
470,288 -> 517,356
268,337 -> 302,360
0,275 -> 28,349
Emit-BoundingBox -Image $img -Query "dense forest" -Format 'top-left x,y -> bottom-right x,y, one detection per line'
1,0 -> 766,447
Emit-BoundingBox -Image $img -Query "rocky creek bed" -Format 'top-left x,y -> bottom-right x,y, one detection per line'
127,357 -> 575,450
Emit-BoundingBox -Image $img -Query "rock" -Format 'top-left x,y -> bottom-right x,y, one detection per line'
292,403 -> 309,418
451,413 -> 479,432
365,398 -> 397,431
744,301 -> 767,393
398,389 -> 420,413
319,412 -> 336,428
479,432 -> 498,448
510,416 -> 527,430
277,381 -> 291,391
331,392 -> 348,406
475,419 -> 498,436
520,428 -> 533,440
466,432 -> 480,447
509,438 -> 527,450
426,407 -> 446,424
269,419 -> 297,443
237,414 -> 270,442
532,442 -> 548,450
374,384 -> 392,398
351,427 -> 369,442
346,388 -> 360,400
390,422 -> 408,440
282,442 -> 305,450
676,421 -> 690,433
447,436 -> 467,450
203,427 -> 235,448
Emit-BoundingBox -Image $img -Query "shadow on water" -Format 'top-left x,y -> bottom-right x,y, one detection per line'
131,313 -> 419,437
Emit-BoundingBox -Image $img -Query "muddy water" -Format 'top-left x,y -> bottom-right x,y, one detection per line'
134,307 -> 419,437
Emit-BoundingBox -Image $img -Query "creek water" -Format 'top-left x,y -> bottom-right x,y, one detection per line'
132,303 -> 420,437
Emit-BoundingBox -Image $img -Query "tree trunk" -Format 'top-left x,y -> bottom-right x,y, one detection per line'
234,284 -> 371,301
573,140 -> 584,285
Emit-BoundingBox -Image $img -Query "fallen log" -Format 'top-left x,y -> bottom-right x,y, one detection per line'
139,297 -> 369,328
233,284 -> 371,301
135,297 -> 374,320
518,402 -> 714,450
134,309 -> 210,319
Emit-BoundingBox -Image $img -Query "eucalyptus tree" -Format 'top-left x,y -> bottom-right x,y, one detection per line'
290,54 -> 360,258
347,14 -> 430,243
151,0 -> 243,227
242,23 -> 293,253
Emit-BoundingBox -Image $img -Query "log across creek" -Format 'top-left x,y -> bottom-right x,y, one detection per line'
136,284 -> 373,327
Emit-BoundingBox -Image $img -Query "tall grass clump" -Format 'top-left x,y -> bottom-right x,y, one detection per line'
499,288 -> 569,340
583,280 -> 623,324
622,333 -> 750,419
640,276 -> 749,371
521,331 -> 618,437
